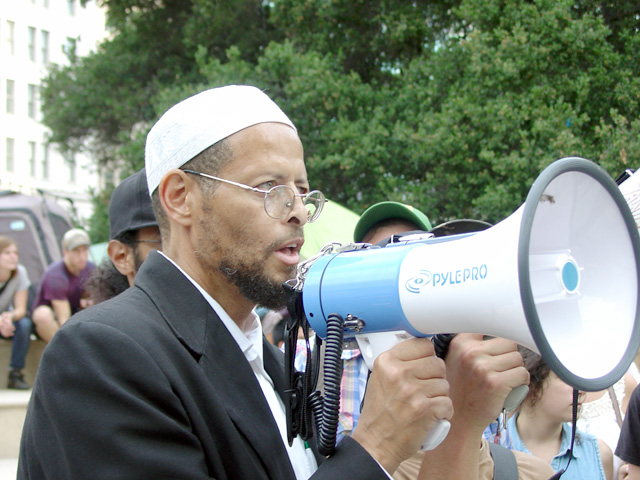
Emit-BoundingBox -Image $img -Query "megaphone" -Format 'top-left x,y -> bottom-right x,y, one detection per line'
299,157 -> 640,393
286,157 -> 640,453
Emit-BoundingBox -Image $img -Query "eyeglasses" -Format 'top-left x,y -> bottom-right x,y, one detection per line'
183,170 -> 326,222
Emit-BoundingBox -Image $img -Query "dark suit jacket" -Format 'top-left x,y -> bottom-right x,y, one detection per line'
18,251 -> 387,479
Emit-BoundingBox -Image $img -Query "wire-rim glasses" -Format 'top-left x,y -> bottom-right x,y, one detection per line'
183,169 -> 326,223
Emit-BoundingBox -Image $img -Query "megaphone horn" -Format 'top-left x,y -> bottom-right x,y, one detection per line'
301,157 -> 640,393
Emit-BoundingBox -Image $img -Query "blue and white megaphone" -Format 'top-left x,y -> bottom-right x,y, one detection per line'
295,157 -> 640,449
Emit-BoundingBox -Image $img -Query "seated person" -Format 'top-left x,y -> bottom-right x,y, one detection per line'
31,228 -> 95,343
0,235 -> 33,389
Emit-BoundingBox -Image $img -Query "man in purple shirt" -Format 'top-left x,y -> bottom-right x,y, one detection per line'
31,228 -> 95,343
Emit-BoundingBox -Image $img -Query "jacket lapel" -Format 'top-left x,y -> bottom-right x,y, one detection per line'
135,252 -> 297,480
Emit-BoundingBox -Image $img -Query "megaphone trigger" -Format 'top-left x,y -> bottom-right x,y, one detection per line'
355,331 -> 452,451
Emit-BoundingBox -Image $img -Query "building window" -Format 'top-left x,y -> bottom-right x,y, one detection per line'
64,152 -> 77,182
29,141 -> 37,177
41,144 -> 49,179
28,84 -> 37,119
6,21 -> 15,56
6,80 -> 15,114
41,30 -> 49,64
67,0 -> 76,16
28,27 -> 36,62
6,139 -> 15,173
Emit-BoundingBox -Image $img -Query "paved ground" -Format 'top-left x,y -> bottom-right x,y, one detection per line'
0,458 -> 17,479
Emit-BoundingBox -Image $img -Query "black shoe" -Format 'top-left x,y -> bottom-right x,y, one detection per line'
8,370 -> 30,390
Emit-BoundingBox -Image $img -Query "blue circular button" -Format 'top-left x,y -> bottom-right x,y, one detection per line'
562,260 -> 579,292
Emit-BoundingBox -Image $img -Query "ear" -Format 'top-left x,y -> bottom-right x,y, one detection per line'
158,169 -> 196,228
107,240 -> 135,286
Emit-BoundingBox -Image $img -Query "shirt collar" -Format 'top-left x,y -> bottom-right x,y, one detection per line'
158,252 -> 264,365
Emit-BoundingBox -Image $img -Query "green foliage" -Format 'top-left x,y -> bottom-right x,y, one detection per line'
53,0 -> 640,231
270,0 -> 462,82
86,184 -> 114,243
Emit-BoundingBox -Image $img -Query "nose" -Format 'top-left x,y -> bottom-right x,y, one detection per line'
286,193 -> 309,226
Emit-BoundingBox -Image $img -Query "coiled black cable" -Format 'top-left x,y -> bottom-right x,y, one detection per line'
310,313 -> 344,456
431,333 -> 456,359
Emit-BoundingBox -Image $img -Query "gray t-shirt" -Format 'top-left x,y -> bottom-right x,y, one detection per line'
0,264 -> 31,313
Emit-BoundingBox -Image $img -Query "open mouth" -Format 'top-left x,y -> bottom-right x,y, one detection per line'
274,239 -> 303,265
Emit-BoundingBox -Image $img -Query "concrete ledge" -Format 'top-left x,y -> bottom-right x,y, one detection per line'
0,389 -> 31,408
0,390 -> 30,458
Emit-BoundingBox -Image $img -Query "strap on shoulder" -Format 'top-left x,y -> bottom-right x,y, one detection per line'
488,442 -> 519,480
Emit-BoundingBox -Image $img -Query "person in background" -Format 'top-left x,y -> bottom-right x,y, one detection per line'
84,259 -> 130,305
615,384 -> 640,480
84,168 -> 161,304
508,346 -> 613,480
31,228 -> 95,343
0,235 -> 32,389
18,85 -> 452,479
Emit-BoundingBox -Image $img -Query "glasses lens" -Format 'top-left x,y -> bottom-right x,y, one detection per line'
305,191 -> 325,223
264,185 -> 294,219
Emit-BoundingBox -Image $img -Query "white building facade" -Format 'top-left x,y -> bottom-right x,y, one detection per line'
0,0 -> 108,225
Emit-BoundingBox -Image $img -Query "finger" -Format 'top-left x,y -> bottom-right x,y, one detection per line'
480,350 -> 526,373
482,365 -> 530,392
477,336 -> 520,355
376,346 -> 447,382
386,337 -> 436,361
412,355 -> 448,381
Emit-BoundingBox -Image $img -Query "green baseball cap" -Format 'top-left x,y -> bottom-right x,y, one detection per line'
353,201 -> 433,243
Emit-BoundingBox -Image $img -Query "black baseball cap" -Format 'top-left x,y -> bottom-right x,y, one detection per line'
429,219 -> 492,237
109,168 -> 158,240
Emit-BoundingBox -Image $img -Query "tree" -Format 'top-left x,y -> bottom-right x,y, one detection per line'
44,0 -> 282,166
280,0 -> 640,223
270,0 -> 462,82
44,0 -> 640,234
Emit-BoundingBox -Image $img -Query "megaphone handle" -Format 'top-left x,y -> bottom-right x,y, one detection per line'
421,418 -> 451,450
356,331 -> 451,451
503,384 -> 529,412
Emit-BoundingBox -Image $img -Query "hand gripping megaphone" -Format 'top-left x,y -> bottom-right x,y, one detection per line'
285,157 -> 640,453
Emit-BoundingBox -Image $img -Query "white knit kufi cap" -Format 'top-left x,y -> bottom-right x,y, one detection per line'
145,85 -> 297,194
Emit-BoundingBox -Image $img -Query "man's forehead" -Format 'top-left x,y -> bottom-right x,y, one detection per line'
221,123 -> 306,176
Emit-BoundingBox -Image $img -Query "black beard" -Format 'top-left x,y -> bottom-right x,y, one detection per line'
218,259 -> 293,310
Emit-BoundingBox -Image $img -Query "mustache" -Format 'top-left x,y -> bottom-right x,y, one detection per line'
270,228 -> 305,251
221,229 -> 305,279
